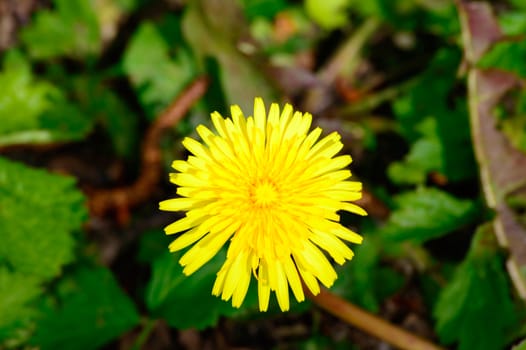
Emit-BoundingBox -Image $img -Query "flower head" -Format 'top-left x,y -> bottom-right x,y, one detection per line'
160,98 -> 366,311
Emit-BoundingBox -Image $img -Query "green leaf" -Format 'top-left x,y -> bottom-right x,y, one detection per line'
333,237 -> 382,312
434,225 -> 520,350
499,11 -> 526,36
509,0 -> 526,10
434,102 -> 476,182
393,48 -> 458,135
38,99 -> 94,142
333,234 -> 404,312
489,87 -> 526,155
479,40 -> 526,79
333,220 -> 406,313
182,0 -> 277,112
304,0 -> 350,30
417,0 -> 460,37
20,0 -> 100,59
388,118 -> 442,185
31,266 -> 140,350
123,21 -> 196,119
388,113 -> 474,185
67,75 -> 139,158
493,87 -> 526,154
146,249 -> 257,330
0,268 -> 41,333
514,339 -> 526,350
392,48 -> 476,182
0,51 -> 94,146
348,0 -> 459,36
137,230 -> 172,264
0,51 -> 55,135
0,157 -> 86,280
115,0 -> 141,11
0,157 -> 87,344
381,187 -> 479,242
241,0 -> 288,20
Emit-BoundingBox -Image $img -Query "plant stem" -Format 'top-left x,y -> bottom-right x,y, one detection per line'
302,18 -> 381,114
318,18 -> 381,84
88,76 -> 208,227
340,78 -> 417,116
131,318 -> 158,350
306,288 -> 445,350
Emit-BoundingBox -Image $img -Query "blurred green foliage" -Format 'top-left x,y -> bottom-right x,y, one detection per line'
0,269 -> 41,336
0,51 -> 93,145
146,248 -> 256,330
333,234 -> 405,313
493,88 -> 526,154
390,48 -> 476,183
31,267 -> 139,350
479,39 -> 526,153
434,225 -> 518,350
305,0 -> 349,30
0,157 -> 86,280
0,0 -> 525,349
381,187 -> 480,243
20,0 -> 101,60
123,21 -> 196,119
479,40 -> 526,79
0,157 -> 87,343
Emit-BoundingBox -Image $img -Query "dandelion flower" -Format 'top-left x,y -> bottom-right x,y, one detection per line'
160,98 -> 366,312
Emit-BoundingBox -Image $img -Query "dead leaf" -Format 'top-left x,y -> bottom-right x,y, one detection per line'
458,0 -> 526,298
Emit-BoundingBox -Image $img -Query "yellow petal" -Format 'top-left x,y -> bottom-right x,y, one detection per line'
340,202 -> 367,216
258,263 -> 271,312
211,111 -> 228,138
180,229 -> 233,274
283,256 -> 304,302
253,97 -> 267,133
295,240 -> 337,287
168,225 -> 210,251
297,265 -> 320,295
159,197 -> 206,212
182,137 -> 211,159
212,263 -> 229,296
273,261 -> 290,311
331,225 -> 364,244
164,215 -> 205,235
171,160 -> 190,172
310,229 -> 354,265
222,252 -> 246,301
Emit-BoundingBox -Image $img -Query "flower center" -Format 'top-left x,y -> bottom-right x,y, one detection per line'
251,181 -> 279,207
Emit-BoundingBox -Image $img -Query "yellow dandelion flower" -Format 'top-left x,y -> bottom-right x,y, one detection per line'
159,97 -> 366,312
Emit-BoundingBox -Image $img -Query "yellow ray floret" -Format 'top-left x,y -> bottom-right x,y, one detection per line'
160,97 -> 366,311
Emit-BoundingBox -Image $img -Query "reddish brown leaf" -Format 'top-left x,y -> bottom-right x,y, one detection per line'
458,1 -> 526,298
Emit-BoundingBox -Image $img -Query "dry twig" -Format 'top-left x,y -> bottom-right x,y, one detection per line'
88,77 -> 209,223
306,288 -> 445,350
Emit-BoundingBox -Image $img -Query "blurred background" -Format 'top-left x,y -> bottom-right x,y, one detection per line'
1,0 -> 526,349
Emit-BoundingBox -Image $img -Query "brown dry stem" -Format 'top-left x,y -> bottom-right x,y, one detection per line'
88,77 -> 209,223
306,288 -> 445,350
